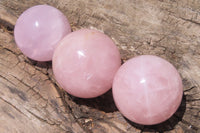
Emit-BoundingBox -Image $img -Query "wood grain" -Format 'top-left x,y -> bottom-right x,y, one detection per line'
0,0 -> 199,132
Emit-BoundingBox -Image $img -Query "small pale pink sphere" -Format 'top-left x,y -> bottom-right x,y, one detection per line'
53,29 -> 121,98
113,55 -> 183,125
14,5 -> 71,61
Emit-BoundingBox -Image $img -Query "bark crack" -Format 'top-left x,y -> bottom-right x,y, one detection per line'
0,97 -> 28,117
26,109 -> 68,132
179,17 -> 200,26
0,16 -> 14,33
48,79 -> 87,132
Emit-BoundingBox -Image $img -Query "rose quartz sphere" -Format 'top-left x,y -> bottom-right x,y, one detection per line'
14,5 -> 71,61
113,55 -> 183,125
53,29 -> 121,98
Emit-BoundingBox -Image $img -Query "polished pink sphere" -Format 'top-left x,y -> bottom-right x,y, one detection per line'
113,55 -> 183,125
53,29 -> 121,98
14,5 -> 71,61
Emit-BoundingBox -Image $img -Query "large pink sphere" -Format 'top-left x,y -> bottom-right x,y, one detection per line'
113,55 -> 183,125
14,5 -> 71,61
53,29 -> 121,98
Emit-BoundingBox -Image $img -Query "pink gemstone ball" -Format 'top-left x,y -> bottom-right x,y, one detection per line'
113,55 -> 183,125
14,5 -> 71,61
53,29 -> 121,98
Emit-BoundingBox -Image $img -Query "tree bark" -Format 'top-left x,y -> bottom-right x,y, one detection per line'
0,0 -> 200,132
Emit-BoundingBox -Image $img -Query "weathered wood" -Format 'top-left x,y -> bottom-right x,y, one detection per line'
0,0 -> 200,132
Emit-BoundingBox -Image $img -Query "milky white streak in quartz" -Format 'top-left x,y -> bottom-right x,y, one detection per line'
113,55 -> 183,125
53,29 -> 121,98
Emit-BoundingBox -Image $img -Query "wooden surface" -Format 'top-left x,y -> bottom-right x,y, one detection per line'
0,0 -> 200,132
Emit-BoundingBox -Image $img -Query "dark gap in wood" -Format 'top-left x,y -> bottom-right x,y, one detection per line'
69,89 -> 118,113
49,79 -> 89,132
0,19 -> 14,34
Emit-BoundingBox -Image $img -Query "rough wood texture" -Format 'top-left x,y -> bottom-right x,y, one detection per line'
0,0 -> 200,132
